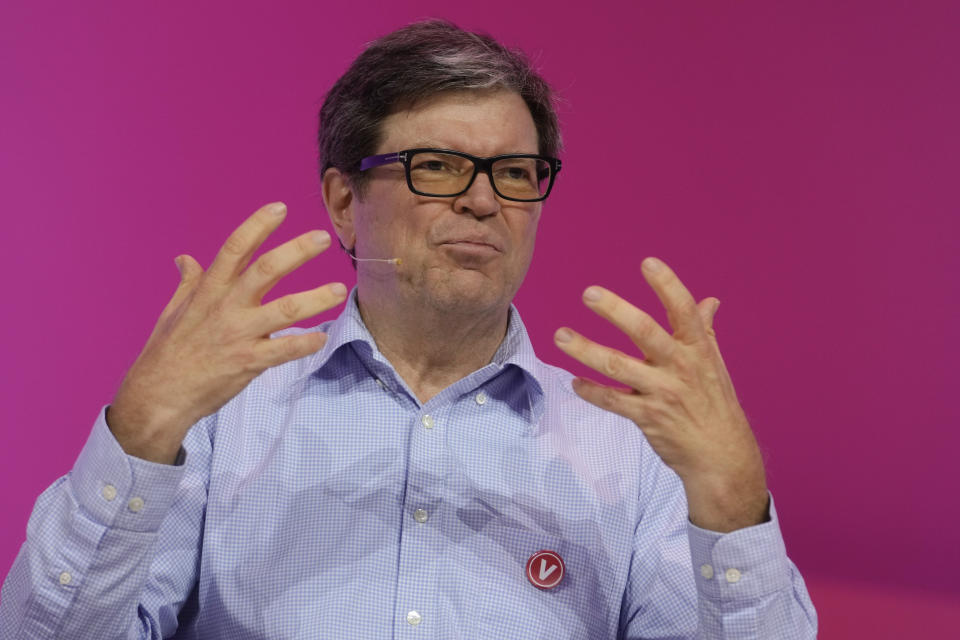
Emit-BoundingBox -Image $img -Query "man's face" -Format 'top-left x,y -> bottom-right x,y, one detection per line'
348,90 -> 543,316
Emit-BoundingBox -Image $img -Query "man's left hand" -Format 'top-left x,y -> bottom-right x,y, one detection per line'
554,257 -> 769,533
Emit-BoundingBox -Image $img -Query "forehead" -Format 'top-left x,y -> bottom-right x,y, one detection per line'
377,90 -> 539,156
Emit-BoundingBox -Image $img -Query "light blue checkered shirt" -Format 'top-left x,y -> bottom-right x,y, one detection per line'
1,289 -> 816,639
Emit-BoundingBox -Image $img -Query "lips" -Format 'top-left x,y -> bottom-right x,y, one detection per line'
438,236 -> 504,252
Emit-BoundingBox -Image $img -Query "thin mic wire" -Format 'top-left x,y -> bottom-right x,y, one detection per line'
344,248 -> 401,265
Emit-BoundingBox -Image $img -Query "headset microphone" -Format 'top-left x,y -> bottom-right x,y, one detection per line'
344,247 -> 402,266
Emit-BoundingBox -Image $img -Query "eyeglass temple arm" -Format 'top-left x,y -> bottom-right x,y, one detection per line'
359,152 -> 406,171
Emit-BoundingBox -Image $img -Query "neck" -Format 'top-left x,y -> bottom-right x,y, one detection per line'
355,287 -> 510,404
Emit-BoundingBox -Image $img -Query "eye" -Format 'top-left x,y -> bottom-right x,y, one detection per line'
417,160 -> 450,172
506,167 -> 531,180
494,161 -> 536,184
411,153 -> 465,173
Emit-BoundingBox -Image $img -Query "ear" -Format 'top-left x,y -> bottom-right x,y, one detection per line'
322,167 -> 356,251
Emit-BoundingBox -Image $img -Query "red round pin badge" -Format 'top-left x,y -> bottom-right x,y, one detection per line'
526,549 -> 565,590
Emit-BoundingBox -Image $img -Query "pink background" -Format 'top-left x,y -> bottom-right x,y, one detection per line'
2,1 -> 958,636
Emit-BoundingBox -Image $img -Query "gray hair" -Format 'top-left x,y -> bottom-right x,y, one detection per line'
318,19 -> 562,194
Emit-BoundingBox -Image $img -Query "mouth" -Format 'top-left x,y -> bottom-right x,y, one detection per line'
439,234 -> 504,251
439,240 -> 503,260
443,240 -> 498,249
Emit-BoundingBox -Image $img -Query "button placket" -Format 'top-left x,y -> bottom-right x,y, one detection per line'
397,403 -> 446,635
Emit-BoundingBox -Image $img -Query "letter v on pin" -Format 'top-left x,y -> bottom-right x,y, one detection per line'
526,550 -> 565,590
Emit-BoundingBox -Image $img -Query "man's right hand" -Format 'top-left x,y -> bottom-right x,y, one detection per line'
106,202 -> 347,464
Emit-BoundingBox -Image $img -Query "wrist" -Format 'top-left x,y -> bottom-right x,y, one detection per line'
106,399 -> 192,465
683,470 -> 769,533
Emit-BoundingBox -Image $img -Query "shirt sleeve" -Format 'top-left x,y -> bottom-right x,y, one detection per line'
618,443 -> 818,639
0,406 -> 212,640
684,496 -> 818,638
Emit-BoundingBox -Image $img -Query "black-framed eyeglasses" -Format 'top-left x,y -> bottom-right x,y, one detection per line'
359,148 -> 562,202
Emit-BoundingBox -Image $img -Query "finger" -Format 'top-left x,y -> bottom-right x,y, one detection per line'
206,202 -> 288,285
250,282 -> 348,336
256,331 -> 329,369
569,376 -> 642,422
554,327 -> 667,392
237,230 -> 332,302
581,286 -> 676,363
641,257 -> 707,344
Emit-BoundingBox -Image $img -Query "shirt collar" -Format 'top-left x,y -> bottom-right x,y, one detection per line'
296,287 -> 546,417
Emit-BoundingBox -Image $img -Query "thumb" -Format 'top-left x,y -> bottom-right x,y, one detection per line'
159,255 -> 203,321
697,298 -> 720,339
166,255 -> 203,313
174,254 -> 202,282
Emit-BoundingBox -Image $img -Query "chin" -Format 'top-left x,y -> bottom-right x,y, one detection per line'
422,269 -> 512,315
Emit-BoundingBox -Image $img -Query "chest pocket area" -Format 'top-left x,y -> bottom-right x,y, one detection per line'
467,525 -> 610,639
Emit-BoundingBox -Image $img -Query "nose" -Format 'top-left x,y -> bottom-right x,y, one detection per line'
453,171 -> 500,218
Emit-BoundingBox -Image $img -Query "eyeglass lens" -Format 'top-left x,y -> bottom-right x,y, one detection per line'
409,151 -> 551,200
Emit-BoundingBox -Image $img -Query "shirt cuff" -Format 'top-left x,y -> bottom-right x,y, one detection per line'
67,405 -> 188,533
686,493 -> 792,601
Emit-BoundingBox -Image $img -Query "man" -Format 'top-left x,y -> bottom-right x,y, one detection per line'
0,20 -> 817,639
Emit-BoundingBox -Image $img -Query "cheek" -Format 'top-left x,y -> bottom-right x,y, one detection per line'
511,208 -> 541,253
362,187 -> 426,246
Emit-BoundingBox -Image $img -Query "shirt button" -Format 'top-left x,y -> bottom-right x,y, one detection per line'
700,564 -> 714,580
421,414 -> 434,429
128,497 -> 145,513
101,484 -> 117,501
725,568 -> 742,583
475,391 -> 487,405
413,508 -> 429,523
59,571 -> 72,586
406,610 -> 422,625
376,378 -> 385,388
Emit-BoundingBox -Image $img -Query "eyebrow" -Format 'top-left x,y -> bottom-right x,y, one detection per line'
406,141 -> 538,155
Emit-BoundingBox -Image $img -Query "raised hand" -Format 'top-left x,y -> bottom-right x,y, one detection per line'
107,202 -> 347,464
554,257 -> 769,532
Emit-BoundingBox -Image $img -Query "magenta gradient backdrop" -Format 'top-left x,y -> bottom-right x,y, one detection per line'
2,1 -> 958,635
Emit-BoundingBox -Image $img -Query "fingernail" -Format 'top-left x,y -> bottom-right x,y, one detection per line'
311,230 -> 330,245
583,287 -> 602,302
642,257 -> 662,273
270,202 -> 287,217
713,299 -> 721,314
554,328 -> 573,344
174,256 -> 183,275
330,282 -> 347,296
